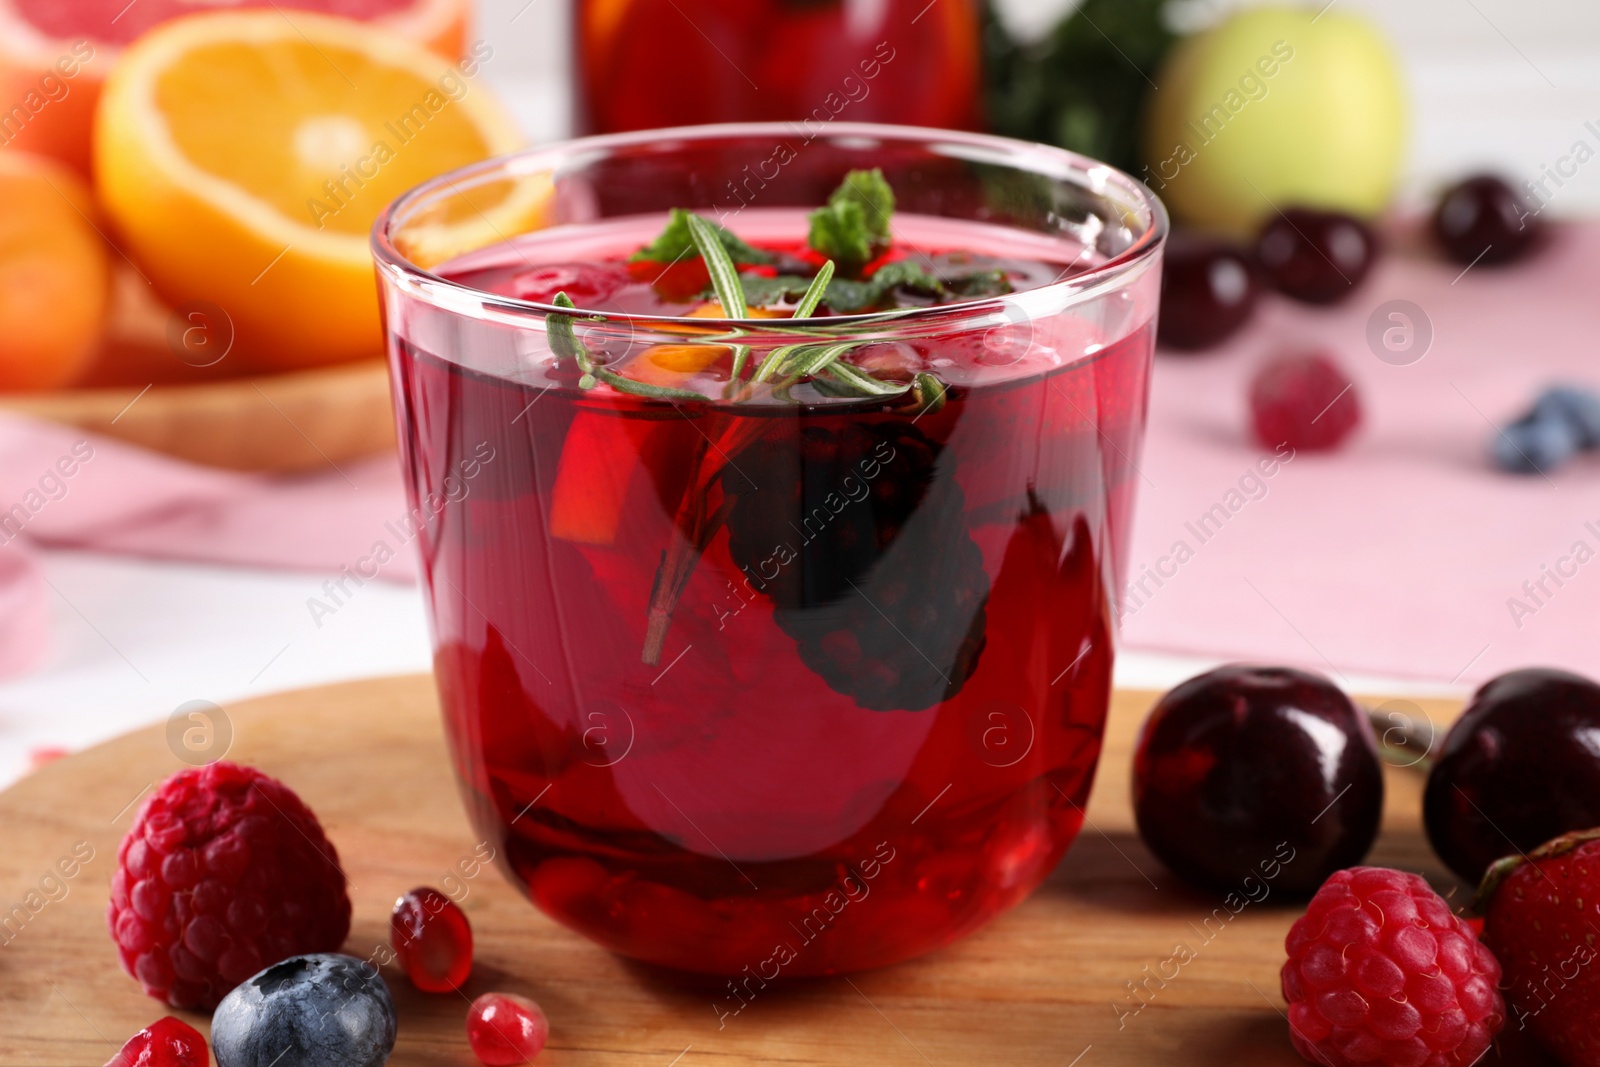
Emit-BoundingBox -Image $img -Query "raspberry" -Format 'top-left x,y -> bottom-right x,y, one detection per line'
108,762 -> 351,1011
105,1016 -> 207,1067
1281,867 -> 1505,1067
1249,351 -> 1362,453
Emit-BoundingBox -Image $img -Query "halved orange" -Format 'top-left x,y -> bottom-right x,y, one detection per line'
95,10 -> 536,371
0,0 -> 468,174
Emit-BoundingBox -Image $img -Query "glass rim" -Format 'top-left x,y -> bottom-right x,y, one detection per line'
370,121 -> 1169,333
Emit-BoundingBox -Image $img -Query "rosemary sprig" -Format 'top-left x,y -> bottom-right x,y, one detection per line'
549,293 -> 705,401
792,260 -> 835,318
823,362 -> 912,397
550,190 -> 955,664
745,265 -> 835,388
685,215 -> 760,399
687,214 -> 748,319
786,342 -> 856,380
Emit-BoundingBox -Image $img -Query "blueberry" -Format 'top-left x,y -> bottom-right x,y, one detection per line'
212,954 -> 396,1067
1533,385 -> 1600,449
1493,411 -> 1580,474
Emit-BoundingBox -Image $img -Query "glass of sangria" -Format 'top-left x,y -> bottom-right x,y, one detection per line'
372,123 -> 1165,978
574,0 -> 982,133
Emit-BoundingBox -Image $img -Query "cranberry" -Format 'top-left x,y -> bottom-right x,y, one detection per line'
467,992 -> 549,1066
1157,234 -> 1259,351
1255,208 -> 1377,304
1432,174 -> 1541,266
390,886 -> 474,993
510,263 -> 628,307
105,1016 -> 207,1067
1423,668 -> 1600,882
1249,351 -> 1361,452
1132,666 -> 1383,894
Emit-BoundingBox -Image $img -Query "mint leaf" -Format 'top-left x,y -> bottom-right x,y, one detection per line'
631,209 -> 774,265
946,268 -> 1015,298
870,260 -> 942,291
730,260 -> 944,313
832,169 -> 895,242
808,201 -> 874,268
741,274 -> 817,306
807,168 -> 896,271
825,260 -> 944,313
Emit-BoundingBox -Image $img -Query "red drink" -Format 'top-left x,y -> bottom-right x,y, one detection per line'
375,127 -> 1165,979
575,0 -> 982,133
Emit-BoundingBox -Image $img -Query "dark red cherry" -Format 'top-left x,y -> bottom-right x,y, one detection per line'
1423,668 -> 1600,883
1157,233 -> 1260,351
1432,174 -> 1541,266
1133,665 -> 1383,894
1255,208 -> 1377,304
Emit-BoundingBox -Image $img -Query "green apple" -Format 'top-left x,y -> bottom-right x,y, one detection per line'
1142,6 -> 1406,235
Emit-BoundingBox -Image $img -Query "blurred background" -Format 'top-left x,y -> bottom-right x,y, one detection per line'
0,0 -> 1596,786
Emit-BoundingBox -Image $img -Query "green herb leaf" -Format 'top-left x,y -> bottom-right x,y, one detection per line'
687,214 -> 749,319
788,342 -> 856,380
588,364 -> 707,401
870,260 -> 944,292
630,208 -> 775,266
738,259 -> 946,313
984,0 -> 1176,175
947,268 -> 1015,298
753,342 -> 805,384
551,292 -> 705,401
547,292 -> 589,362
792,260 -> 835,318
823,363 -> 912,397
909,372 -> 948,414
832,169 -> 895,242
740,274 -> 817,307
808,201 -> 874,270
807,168 -> 896,271
824,260 -> 945,313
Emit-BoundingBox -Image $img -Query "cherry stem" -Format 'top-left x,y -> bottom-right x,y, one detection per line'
1366,707 -> 1435,774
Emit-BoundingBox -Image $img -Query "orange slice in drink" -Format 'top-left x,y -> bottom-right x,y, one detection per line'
95,11 -> 537,371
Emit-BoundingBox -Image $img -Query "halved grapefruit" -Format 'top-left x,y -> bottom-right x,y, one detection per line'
0,0 -> 468,173
96,10 -> 538,371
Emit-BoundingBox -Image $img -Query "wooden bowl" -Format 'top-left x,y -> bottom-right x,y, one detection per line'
0,267 -> 396,473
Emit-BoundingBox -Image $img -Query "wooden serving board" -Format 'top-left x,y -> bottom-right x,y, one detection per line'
0,678 -> 1547,1065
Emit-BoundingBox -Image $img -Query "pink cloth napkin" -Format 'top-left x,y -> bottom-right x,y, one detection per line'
1120,220 -> 1600,688
0,414 -> 415,678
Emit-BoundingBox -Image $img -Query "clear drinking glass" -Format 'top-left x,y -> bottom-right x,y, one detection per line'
372,123 -> 1165,976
